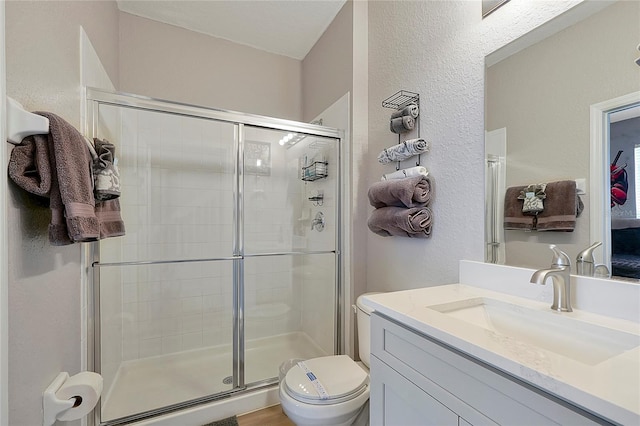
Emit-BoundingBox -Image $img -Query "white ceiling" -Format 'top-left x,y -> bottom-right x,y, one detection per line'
116,0 -> 347,60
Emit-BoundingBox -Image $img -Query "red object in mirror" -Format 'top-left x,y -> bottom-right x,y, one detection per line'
610,150 -> 628,207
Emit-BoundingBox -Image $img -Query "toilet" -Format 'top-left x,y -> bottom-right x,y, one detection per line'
279,293 -> 378,426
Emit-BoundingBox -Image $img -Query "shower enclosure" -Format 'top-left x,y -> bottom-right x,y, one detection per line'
86,89 -> 342,425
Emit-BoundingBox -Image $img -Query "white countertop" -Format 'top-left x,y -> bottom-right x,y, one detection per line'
363,283 -> 640,425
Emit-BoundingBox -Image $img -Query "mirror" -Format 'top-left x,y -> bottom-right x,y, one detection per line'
482,0 -> 509,18
484,0 -> 640,281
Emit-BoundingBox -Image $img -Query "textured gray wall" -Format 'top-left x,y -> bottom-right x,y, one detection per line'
5,2 -> 119,424
366,0 -> 583,291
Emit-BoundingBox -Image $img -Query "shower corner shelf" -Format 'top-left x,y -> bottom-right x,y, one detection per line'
301,161 -> 328,182
382,90 -> 420,110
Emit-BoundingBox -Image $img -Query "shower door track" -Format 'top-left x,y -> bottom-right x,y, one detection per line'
96,378 -> 284,426
85,88 -> 344,426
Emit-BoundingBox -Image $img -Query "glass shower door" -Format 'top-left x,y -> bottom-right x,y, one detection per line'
242,126 -> 340,384
88,89 -> 343,424
94,104 -> 238,422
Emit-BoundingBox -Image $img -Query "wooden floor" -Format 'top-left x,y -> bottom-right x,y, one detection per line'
237,405 -> 295,426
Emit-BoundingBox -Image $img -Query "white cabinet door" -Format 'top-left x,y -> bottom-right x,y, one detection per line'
371,313 -> 602,426
370,355 -> 458,426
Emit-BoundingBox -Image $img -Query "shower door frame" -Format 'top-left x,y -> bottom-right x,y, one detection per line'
85,88 -> 344,425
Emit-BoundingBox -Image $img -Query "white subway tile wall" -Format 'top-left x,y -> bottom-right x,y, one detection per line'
100,108 -> 236,363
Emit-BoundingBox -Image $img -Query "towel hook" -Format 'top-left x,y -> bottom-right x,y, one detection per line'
6,97 -> 49,145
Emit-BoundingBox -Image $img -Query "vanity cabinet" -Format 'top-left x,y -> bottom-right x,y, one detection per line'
369,313 -> 608,426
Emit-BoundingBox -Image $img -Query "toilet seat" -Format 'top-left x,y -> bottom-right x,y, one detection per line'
284,355 -> 368,405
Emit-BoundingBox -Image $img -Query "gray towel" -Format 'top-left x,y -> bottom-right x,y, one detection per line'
537,180 -> 582,232
504,185 -> 534,231
504,181 -> 583,232
9,112 -> 99,244
391,103 -> 420,119
8,112 -> 124,244
368,206 -> 433,238
390,116 -> 415,134
377,138 -> 430,164
368,175 -> 433,208
7,132 -> 52,198
95,198 -> 126,238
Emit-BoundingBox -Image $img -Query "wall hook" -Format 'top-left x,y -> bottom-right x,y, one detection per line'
6,97 -> 49,145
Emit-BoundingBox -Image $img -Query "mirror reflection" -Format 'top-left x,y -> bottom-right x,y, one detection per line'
610,106 -> 640,279
485,1 -> 640,281
482,0 -> 510,18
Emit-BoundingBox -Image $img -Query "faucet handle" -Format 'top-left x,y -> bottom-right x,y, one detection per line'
548,244 -> 571,267
576,241 -> 602,263
594,264 -> 611,278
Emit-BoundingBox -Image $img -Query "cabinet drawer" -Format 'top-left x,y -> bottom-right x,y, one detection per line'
371,313 -> 606,426
370,355 -> 459,426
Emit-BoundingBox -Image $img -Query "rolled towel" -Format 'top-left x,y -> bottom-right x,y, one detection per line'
368,175 -> 433,208
381,166 -> 428,181
8,133 -> 52,197
390,116 -> 415,134
377,138 -> 430,164
391,104 -> 420,119
368,206 -> 433,238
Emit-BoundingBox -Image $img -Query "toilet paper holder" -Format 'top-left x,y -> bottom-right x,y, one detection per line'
43,372 -> 84,426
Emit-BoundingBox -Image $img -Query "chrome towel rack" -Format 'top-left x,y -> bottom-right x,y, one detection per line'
382,90 -> 421,170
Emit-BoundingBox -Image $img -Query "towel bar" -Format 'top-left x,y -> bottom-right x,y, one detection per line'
6,97 -> 49,145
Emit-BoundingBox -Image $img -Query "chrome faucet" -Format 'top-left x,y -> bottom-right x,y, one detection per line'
576,241 -> 611,278
530,245 -> 573,312
576,241 -> 601,276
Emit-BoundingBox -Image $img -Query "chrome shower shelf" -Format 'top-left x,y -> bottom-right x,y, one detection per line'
382,90 -> 420,109
301,161 -> 328,181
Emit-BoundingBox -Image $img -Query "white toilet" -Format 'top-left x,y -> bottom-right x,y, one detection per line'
279,293 -> 378,426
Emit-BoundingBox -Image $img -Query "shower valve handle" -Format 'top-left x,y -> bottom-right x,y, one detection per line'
311,212 -> 325,231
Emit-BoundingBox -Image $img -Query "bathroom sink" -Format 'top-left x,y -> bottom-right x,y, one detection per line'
427,297 -> 640,365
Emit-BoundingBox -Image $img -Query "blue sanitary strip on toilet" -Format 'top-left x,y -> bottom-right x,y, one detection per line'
297,361 -> 330,400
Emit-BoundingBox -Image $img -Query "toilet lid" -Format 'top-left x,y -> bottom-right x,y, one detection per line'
284,355 -> 368,404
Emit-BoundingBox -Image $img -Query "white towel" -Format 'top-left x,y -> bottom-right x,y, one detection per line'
381,166 -> 428,181
377,138 -> 430,164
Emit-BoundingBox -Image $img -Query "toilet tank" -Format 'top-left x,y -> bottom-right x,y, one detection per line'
355,293 -> 380,368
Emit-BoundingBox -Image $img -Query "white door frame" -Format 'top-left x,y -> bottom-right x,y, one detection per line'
1,1 -> 9,424
589,91 -> 640,269
485,128 -> 507,264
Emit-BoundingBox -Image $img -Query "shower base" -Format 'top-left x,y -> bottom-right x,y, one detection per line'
101,332 -> 326,423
